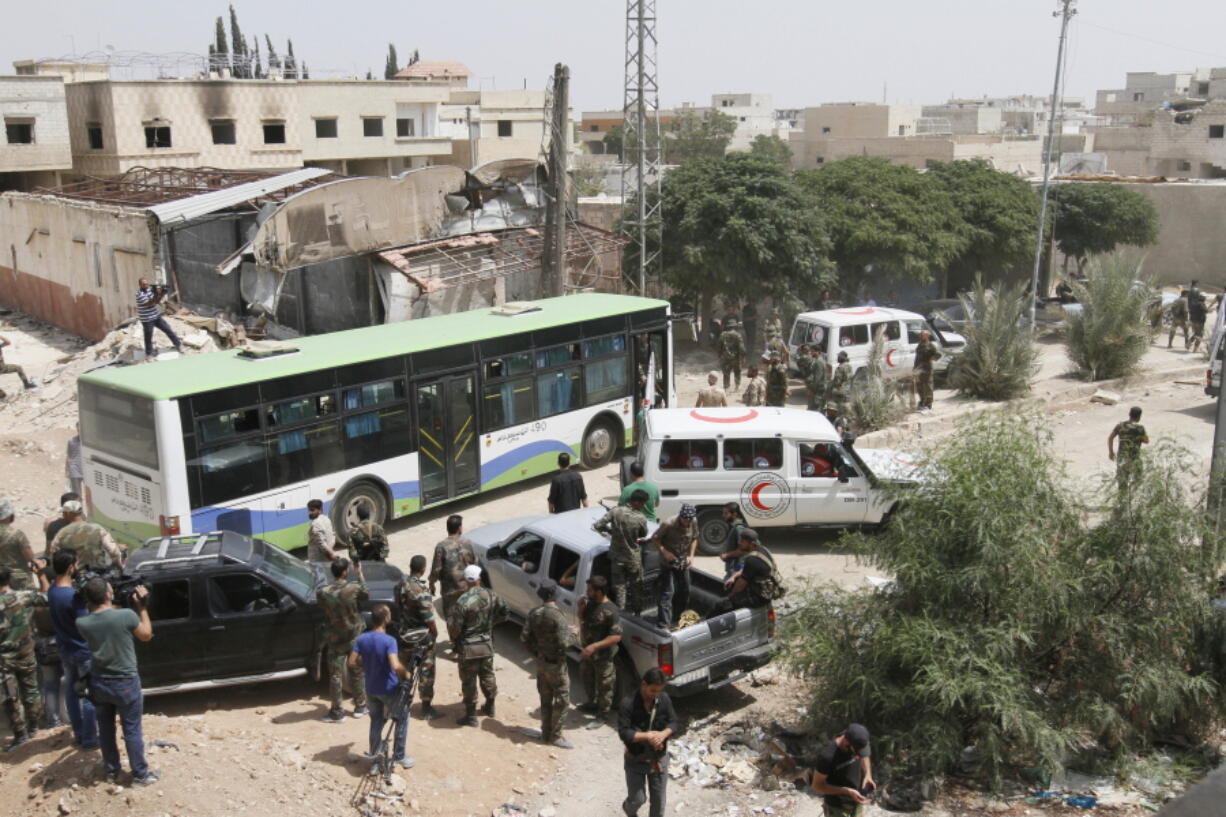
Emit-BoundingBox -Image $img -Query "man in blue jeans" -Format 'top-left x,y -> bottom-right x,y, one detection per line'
47,550 -> 97,749
76,577 -> 157,786
349,604 -> 413,775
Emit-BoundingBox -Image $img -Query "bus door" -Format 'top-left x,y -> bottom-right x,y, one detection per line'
415,373 -> 480,506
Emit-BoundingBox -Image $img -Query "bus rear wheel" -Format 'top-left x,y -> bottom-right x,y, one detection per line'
331,481 -> 388,543
581,418 -> 621,469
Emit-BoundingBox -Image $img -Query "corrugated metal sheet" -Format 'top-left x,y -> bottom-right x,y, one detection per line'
147,167 -> 333,225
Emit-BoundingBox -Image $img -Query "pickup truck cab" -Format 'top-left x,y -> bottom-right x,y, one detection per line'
126,531 -> 402,695
631,407 -> 921,554
466,508 -> 777,698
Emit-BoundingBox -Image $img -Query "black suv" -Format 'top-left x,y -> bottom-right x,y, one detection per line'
124,531 -> 403,695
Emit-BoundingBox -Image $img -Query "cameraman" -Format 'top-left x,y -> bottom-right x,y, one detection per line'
76,577 -> 157,786
348,604 -> 413,773
134,278 -> 183,358
48,549 -> 97,749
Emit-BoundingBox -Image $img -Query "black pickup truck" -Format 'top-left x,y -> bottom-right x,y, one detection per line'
122,531 -> 402,695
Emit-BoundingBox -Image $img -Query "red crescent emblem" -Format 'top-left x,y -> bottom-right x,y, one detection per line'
749,482 -> 775,512
885,348 -> 896,367
689,409 -> 760,423
833,308 -> 876,315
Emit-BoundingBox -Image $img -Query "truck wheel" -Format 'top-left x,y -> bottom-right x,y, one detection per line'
615,654 -> 639,702
331,481 -> 387,543
696,507 -> 729,557
581,418 -> 621,469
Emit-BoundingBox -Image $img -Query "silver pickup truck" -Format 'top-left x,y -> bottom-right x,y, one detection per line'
466,507 -> 777,698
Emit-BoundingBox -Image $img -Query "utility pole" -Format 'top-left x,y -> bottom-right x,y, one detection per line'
1211,367 -> 1226,548
542,63 -> 570,298
622,0 -> 662,295
1028,0 -> 1077,330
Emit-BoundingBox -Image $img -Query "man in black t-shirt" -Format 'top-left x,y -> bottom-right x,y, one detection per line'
810,723 -> 875,816
547,453 -> 588,514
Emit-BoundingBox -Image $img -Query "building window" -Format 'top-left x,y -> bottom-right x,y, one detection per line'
1178,160 -> 1192,172
1133,92 -> 1144,101
739,116 -> 746,122
497,119 -> 513,137
262,121 -> 286,144
314,118 -> 337,138
1105,93 -> 1117,103
821,126 -> 831,134
1210,125 -> 1225,139
5,119 -> 34,144
396,117 -> 415,137
86,123 -> 103,150
589,124 -> 599,132
362,117 -> 384,137
144,125 -> 172,148
210,119 -> 236,145
898,125 -> 907,136
816,156 -> 824,165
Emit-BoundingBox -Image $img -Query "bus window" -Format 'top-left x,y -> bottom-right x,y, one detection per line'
483,378 -> 534,430
537,367 -> 581,417
197,440 -> 268,505
79,382 -> 158,470
266,393 -> 334,427
343,406 -> 412,467
199,408 -> 261,443
585,358 -> 627,406
484,353 -> 533,379
659,439 -> 716,470
267,421 -> 344,487
583,334 -> 626,358
535,343 -> 581,369
342,379 -> 404,410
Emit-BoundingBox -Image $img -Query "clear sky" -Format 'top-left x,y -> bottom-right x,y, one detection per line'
4,0 -> 1226,112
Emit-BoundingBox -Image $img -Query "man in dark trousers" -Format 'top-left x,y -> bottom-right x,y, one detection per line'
810,723 -> 875,817
134,278 -> 183,358
547,452 -> 588,513
619,666 -> 678,817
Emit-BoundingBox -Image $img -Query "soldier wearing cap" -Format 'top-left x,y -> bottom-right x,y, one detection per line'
811,723 -> 876,816
593,491 -> 650,615
717,319 -> 746,391
448,563 -> 507,726
521,579 -> 574,748
0,499 -> 36,591
648,504 -> 698,629
47,500 -> 124,569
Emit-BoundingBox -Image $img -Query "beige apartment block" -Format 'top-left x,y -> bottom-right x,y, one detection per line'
0,75 -> 72,190
446,89 -> 553,167
796,103 -> 923,140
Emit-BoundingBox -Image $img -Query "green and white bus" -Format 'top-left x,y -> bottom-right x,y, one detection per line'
78,293 -> 673,549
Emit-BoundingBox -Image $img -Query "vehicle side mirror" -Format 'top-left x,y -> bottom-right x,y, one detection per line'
486,545 -> 503,561
278,594 -> 297,614
837,468 -> 852,484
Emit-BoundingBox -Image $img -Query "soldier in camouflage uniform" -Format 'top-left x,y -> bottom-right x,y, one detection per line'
593,491 -> 649,615
48,501 -> 124,569
448,564 -> 507,726
317,557 -> 368,722
0,562 -> 49,749
742,366 -> 766,407
521,579 -> 574,748
766,332 -> 790,369
806,350 -> 829,411
828,351 -> 852,416
795,344 -> 814,381
395,555 -> 443,720
347,501 -> 389,562
765,352 -> 788,407
0,500 -> 35,591
763,308 -> 783,348
578,575 -> 622,726
914,330 -> 942,411
1168,295 -> 1190,349
717,320 -> 746,391
430,515 -> 477,646
1108,406 -> 1150,491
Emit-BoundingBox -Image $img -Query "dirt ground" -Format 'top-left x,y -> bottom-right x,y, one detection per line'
0,308 -> 1216,817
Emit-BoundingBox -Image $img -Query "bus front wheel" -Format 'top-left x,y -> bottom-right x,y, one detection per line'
331,481 -> 388,543
581,418 -> 621,469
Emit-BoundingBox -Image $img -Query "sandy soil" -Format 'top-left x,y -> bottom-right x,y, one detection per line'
0,308 -> 1214,817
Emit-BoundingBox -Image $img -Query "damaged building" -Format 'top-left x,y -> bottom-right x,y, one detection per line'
0,159 -> 624,341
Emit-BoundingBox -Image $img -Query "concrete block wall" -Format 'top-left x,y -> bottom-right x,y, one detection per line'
0,76 -> 71,172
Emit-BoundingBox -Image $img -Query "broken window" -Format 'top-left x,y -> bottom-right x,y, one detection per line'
314,118 -> 338,138
396,118 -> 415,137
497,120 -> 513,137
210,119 -> 236,145
1210,125 -> 1225,139
263,121 -> 286,144
362,117 -> 384,137
5,118 -> 34,144
86,123 -> 103,150
144,125 -> 172,148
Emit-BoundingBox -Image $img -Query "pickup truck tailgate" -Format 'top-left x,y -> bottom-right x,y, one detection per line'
668,607 -> 774,693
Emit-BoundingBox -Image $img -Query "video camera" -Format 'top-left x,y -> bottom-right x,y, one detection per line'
74,565 -> 149,609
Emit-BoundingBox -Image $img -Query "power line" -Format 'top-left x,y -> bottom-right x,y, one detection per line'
1076,18 -> 1226,63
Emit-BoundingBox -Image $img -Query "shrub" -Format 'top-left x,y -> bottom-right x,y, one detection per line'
1064,254 -> 1155,380
845,332 -> 906,433
952,276 -> 1039,400
782,412 -> 1222,788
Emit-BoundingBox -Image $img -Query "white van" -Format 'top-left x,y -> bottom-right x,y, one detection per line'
627,407 -> 923,554
1207,326 -> 1223,397
786,306 -> 964,382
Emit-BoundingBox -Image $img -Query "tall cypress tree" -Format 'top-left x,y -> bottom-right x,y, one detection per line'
213,17 -> 230,73
250,36 -> 262,79
384,43 -> 399,79
284,39 -> 297,80
264,34 -> 280,72
228,5 -> 247,77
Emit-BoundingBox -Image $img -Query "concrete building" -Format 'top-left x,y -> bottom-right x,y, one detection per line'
392,60 -> 472,88
1095,70 -> 1211,124
788,102 -> 1042,175
0,74 -> 72,190
579,92 -> 789,155
920,103 -> 1003,135
710,92 -> 778,150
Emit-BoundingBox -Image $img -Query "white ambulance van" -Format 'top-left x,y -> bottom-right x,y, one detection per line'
786,306 -> 964,382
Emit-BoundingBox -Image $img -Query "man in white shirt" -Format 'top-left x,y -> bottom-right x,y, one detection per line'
306,499 -> 337,562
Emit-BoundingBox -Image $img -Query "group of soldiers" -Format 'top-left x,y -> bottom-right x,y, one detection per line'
315,512 -> 625,751
1162,280 -> 1216,353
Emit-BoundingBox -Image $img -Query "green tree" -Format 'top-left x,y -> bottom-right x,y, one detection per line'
212,17 -> 229,74
748,134 -> 792,166
797,156 -> 967,290
1064,254 -> 1154,381
603,123 -> 661,162
1051,183 -> 1159,274
630,153 -> 833,329
228,5 -> 248,78
264,34 -> 280,72
952,276 -> 1039,400
846,331 -> 905,433
284,39 -> 297,80
926,159 -> 1042,292
384,43 -> 399,79
783,412 -> 1222,787
250,36 -> 262,78
664,108 -> 736,163
570,165 -> 605,197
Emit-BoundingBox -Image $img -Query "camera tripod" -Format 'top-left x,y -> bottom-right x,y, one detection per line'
350,631 -> 429,815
